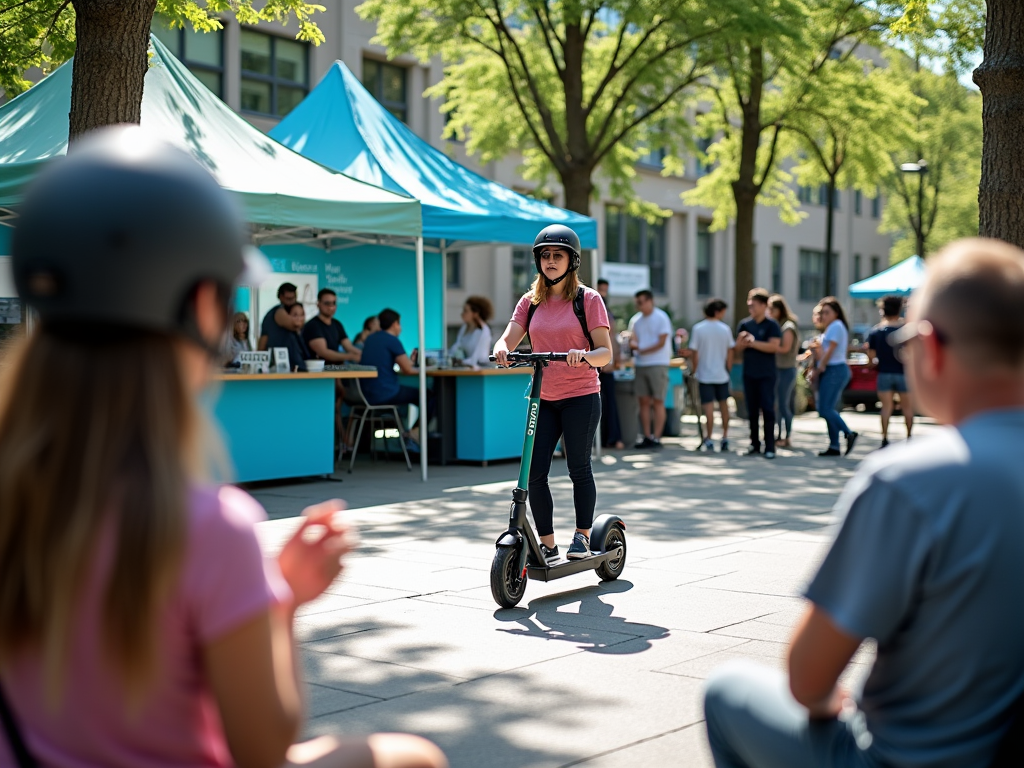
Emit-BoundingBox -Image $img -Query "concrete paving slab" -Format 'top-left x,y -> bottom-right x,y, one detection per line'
240,411 -> 941,768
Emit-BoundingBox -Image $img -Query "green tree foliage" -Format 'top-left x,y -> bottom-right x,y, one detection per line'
879,53 -> 981,261
786,55 -> 920,281
0,1 -> 326,98
358,0 -> 749,216
681,0 -> 899,316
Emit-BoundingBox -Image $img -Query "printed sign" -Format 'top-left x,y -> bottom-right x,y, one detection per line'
600,263 -> 651,296
273,347 -> 290,373
0,298 -> 21,324
324,262 -> 355,306
239,350 -> 270,374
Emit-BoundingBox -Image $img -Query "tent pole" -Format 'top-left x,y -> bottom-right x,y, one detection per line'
440,239 -> 447,355
416,236 -> 428,481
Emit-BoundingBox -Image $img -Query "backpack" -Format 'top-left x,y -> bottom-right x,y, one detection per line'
525,286 -> 594,351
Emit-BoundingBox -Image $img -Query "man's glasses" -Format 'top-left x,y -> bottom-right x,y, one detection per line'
889,320 -> 950,362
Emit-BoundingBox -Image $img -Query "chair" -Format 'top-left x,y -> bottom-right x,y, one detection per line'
340,378 -> 412,473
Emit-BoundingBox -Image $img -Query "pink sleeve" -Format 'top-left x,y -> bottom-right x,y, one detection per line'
186,486 -> 293,643
511,293 -> 533,329
584,290 -> 611,331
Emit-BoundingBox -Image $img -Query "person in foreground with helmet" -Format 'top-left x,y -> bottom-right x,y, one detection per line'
0,127 -> 446,768
493,225 -> 612,562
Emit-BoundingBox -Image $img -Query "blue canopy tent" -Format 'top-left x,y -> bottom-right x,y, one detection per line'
849,256 -> 926,300
269,61 -> 597,253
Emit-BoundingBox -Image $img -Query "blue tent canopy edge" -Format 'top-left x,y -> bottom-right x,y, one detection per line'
270,61 -> 597,249
849,256 -> 925,300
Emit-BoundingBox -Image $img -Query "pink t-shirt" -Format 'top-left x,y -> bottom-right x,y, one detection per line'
511,287 -> 610,401
1,485 -> 291,768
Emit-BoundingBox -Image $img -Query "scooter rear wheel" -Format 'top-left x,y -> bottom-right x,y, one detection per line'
595,525 -> 627,582
490,546 -> 527,608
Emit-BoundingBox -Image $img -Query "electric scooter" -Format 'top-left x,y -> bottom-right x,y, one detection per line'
488,351 -> 627,609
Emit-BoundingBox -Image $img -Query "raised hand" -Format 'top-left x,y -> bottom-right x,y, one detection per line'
277,500 -> 357,606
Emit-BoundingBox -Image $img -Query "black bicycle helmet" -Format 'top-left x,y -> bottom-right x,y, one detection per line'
13,126 -> 264,345
533,224 -> 581,286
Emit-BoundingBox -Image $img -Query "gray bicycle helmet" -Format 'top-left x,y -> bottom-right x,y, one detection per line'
12,126 -> 264,343
532,224 -> 581,286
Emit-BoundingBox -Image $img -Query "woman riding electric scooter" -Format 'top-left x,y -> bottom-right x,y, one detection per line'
493,225 -> 613,563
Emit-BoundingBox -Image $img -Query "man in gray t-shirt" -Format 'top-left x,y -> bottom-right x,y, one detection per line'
704,238 -> 1024,768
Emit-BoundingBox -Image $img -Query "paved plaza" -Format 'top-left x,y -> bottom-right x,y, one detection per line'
249,411 -> 933,767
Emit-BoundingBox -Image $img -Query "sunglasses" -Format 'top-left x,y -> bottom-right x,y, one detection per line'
889,320 -> 950,362
538,249 -> 566,259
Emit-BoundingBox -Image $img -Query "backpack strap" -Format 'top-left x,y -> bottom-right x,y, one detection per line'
0,682 -> 38,768
524,287 -> 594,351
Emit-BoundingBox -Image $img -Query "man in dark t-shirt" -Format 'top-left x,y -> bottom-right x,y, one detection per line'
265,302 -> 311,371
302,288 -> 361,363
257,282 -> 298,351
867,294 -> 914,447
735,288 -> 782,457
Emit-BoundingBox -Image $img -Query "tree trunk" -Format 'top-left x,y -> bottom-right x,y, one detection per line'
824,176 -> 836,295
561,167 -> 595,282
973,0 -> 1024,247
733,189 -> 757,325
731,44 -> 765,325
561,167 -> 593,216
69,0 -> 157,145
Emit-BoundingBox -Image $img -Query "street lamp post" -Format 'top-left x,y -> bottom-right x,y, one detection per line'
900,159 -> 929,258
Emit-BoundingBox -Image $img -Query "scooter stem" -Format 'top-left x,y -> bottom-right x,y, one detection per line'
516,360 -> 545,491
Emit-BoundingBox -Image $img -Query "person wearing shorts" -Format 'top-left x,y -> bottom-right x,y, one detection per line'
867,294 -> 914,448
689,298 -> 735,452
629,289 -> 673,448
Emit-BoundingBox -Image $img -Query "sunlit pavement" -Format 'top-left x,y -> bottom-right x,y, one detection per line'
249,410 -> 934,767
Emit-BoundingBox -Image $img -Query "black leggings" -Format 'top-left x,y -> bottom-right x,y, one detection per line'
528,393 -> 601,537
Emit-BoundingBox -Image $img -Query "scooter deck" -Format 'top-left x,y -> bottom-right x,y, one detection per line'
526,545 -> 624,582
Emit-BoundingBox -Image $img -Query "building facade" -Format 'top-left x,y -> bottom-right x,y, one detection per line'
154,1 -> 892,336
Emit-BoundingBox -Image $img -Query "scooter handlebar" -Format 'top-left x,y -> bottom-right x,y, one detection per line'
489,352 -> 570,364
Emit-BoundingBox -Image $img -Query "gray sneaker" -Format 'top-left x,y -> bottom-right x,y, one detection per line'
702,438 -> 715,452
720,439 -> 730,452
566,532 -> 592,560
539,544 -> 560,565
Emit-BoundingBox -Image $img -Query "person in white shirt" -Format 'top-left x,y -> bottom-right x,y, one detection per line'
628,289 -> 673,448
448,295 -> 494,367
689,298 -> 736,452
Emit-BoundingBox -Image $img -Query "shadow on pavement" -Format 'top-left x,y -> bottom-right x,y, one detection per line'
493,580 -> 670,654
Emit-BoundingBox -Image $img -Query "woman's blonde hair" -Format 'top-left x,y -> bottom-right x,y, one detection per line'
0,329 -> 200,703
232,311 -> 249,341
768,294 -> 798,326
529,270 -> 582,305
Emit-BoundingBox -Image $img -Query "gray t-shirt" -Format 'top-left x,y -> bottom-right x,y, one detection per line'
806,409 -> 1024,768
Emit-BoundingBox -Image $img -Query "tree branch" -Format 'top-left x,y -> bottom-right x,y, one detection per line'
585,17 -> 667,117
486,0 -> 568,160
529,0 -> 564,77
593,60 -> 702,164
753,123 -> 783,193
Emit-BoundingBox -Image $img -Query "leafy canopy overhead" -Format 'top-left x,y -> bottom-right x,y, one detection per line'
0,0 -> 326,98
358,0 -> 754,216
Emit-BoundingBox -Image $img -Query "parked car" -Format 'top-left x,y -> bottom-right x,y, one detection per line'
844,351 -> 879,408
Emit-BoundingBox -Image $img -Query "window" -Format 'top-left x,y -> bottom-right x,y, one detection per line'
871,255 -> 881,275
853,254 -> 862,283
445,250 -> 462,289
854,190 -> 862,216
771,245 -> 783,294
152,16 -> 224,96
695,137 -> 713,177
696,221 -> 712,297
362,58 -> 407,122
871,192 -> 881,219
604,205 -> 666,293
798,248 -> 838,301
512,248 -> 535,296
817,184 -> 840,208
240,30 -> 308,116
639,145 -> 666,168
798,185 -> 815,205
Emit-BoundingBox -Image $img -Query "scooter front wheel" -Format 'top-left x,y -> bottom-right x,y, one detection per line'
490,546 -> 527,608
